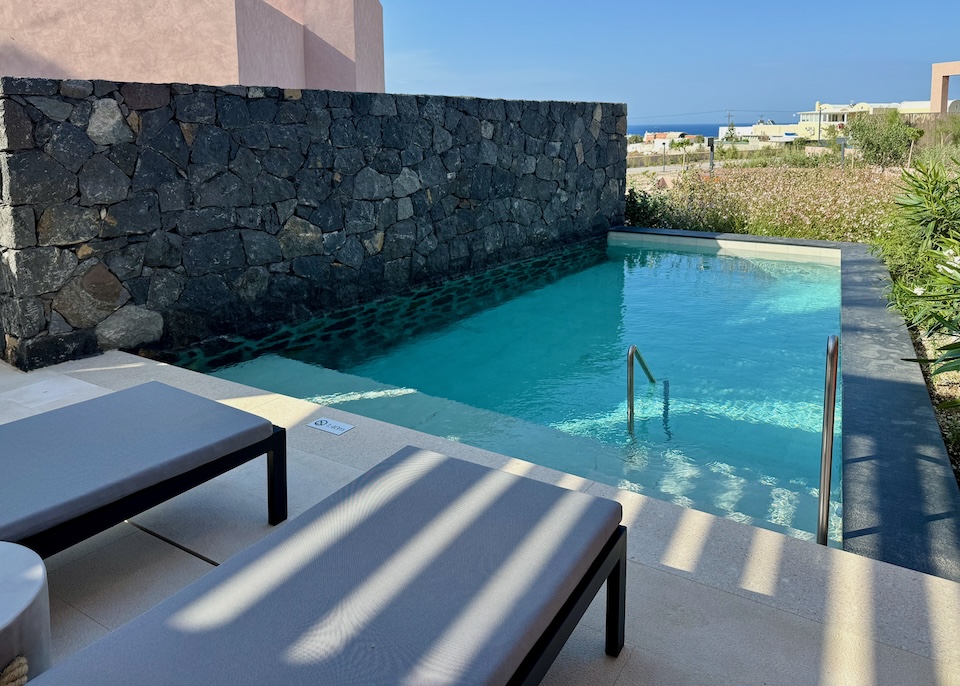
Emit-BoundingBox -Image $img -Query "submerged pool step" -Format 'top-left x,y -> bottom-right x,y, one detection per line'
213,354 -> 633,481
213,354 -> 838,542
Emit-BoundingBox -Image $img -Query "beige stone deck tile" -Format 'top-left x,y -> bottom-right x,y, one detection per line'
583,480 -> 960,669
43,524 -> 138,573
585,562 -> 943,686
541,625 -> 635,686
47,594 -> 110,667
0,359 -> 24,382
0,398 -> 37,425
47,528 -> 214,631
130,449 -> 364,564
0,375 -> 104,409
0,365 -> 59,392
613,648 -> 723,686
53,351 -> 280,408
21,350 -> 960,684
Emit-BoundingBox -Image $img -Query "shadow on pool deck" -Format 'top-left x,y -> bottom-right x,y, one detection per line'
2,351 -> 960,684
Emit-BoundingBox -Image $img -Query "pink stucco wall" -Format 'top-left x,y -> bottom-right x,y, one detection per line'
236,0 -> 306,88
0,0 -> 240,85
261,0 -> 307,23
302,1 -> 363,91
0,0 -> 383,92
355,0 -> 386,93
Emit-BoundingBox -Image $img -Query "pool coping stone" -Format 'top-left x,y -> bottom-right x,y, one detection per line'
610,227 -> 960,582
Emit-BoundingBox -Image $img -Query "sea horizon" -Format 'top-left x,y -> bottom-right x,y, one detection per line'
628,123 -> 724,138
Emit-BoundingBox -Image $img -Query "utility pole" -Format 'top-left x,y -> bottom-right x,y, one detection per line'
817,103 -> 822,144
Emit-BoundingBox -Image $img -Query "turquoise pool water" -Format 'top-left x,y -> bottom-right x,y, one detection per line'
187,237 -> 842,541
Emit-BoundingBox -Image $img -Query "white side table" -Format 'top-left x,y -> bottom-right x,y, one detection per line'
0,543 -> 51,682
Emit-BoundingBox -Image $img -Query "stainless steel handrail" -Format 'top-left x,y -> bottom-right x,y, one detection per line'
817,335 -> 839,546
627,345 -> 657,430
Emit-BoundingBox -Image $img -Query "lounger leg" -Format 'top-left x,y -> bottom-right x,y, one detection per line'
267,426 -> 288,525
605,528 -> 626,657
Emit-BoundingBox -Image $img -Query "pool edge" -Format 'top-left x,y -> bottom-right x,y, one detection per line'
609,227 -> 960,582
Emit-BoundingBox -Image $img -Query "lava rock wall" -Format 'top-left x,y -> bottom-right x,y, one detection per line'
0,77 -> 626,369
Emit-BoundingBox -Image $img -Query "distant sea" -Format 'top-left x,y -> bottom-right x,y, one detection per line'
628,123 -> 723,138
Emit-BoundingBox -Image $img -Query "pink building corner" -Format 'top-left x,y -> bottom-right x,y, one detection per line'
0,0 -> 384,92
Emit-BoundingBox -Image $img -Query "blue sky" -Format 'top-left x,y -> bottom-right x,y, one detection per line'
382,0 -> 960,124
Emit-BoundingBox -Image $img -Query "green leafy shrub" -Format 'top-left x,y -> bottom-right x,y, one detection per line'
883,161 -> 960,325
624,187 -> 668,228
915,143 -> 960,169
896,160 -> 960,250
933,115 -> 960,147
848,110 -> 923,169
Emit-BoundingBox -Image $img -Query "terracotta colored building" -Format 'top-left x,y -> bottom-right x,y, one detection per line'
0,0 -> 384,92
931,61 -> 960,115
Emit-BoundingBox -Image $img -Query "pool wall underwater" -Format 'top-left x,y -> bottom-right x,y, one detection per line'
616,228 -> 960,582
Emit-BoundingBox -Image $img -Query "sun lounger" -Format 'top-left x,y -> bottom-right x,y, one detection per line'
31,446 -> 626,685
0,382 -> 287,558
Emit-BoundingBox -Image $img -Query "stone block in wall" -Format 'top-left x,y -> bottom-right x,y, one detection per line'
144,231 -> 183,268
0,100 -> 34,150
5,330 -> 99,371
45,122 -> 95,174
2,246 -> 78,296
240,230 -> 282,266
37,205 -> 100,246
0,151 -> 77,204
79,155 -> 131,205
0,295 -> 45,338
119,84 -> 171,111
86,99 -> 134,146
197,172 -> 252,207
28,96 -> 73,122
101,195 -> 161,237
0,206 -> 36,249
178,208 -> 234,236
0,77 -> 59,96
104,243 -> 146,281
278,216 -> 325,259
95,305 -> 163,350
182,230 -> 245,276
147,269 -> 186,310
132,149 -> 180,192
60,80 -> 94,100
52,263 -> 130,329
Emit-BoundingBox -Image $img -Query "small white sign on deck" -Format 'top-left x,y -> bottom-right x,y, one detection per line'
308,418 -> 354,435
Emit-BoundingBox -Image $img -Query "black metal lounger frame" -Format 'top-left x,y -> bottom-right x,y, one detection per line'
510,524 -> 627,685
16,426 -> 288,559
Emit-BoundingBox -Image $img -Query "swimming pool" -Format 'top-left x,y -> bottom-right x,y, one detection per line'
184,233 -> 843,542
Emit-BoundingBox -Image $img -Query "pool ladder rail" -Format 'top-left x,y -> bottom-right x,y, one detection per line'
626,336 -> 840,547
626,345 -> 657,434
817,335 -> 839,546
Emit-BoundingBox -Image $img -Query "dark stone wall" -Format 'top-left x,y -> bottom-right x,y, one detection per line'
0,76 -> 627,370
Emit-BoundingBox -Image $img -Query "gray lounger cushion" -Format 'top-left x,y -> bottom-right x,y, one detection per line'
32,446 -> 623,685
0,382 -> 274,542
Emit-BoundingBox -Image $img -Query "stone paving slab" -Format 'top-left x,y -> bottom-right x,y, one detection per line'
1,351 -> 959,685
